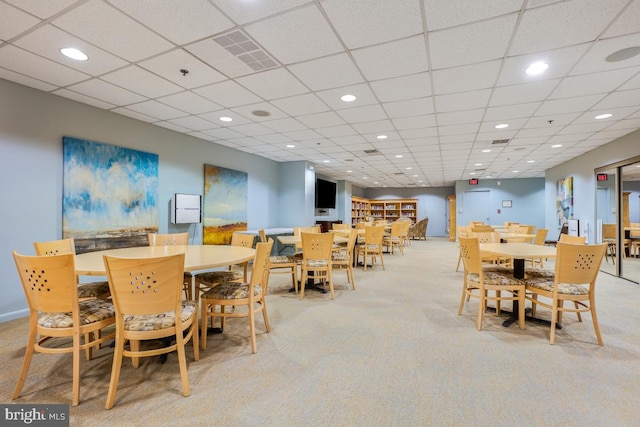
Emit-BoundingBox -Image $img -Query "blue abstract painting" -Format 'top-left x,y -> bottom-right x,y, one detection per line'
63,137 -> 158,252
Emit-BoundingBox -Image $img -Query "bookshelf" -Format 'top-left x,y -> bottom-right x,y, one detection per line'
351,196 -> 371,225
352,198 -> 418,224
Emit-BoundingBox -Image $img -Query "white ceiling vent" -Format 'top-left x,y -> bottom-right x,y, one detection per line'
212,30 -> 279,72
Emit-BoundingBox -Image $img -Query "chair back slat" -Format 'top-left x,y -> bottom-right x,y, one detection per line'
458,238 -> 482,276
34,238 -> 76,256
13,252 -> 78,313
554,242 -> 606,287
104,253 -> 185,316
148,232 -> 189,246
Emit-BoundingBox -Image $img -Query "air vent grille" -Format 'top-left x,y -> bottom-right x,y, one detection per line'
364,149 -> 380,154
213,30 -> 279,71
492,139 -> 510,145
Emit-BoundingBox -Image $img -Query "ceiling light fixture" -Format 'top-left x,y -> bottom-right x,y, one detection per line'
605,46 -> 640,62
346,170 -> 352,173
60,47 -> 88,61
286,144 -> 295,148
219,116 -> 232,122
594,113 -> 612,120
527,160 -> 535,163
551,144 -> 562,148
482,149 -> 491,153
495,124 -> 509,129
475,163 -> 482,166
525,61 -> 549,75
340,94 -> 356,102
512,170 -> 519,173
395,155 -> 403,158
377,135 -> 388,140
406,167 -> 412,170
470,172 -> 476,175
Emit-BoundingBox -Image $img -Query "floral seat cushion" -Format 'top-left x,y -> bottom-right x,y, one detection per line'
524,278 -> 589,295
38,299 -> 115,328
201,282 -> 262,300
467,271 -> 524,286
270,255 -> 296,264
525,267 -> 555,279
77,281 -> 111,299
196,270 -> 242,284
122,301 -> 198,331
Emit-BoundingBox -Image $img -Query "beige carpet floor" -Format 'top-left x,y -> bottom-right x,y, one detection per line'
1,237 -> 639,427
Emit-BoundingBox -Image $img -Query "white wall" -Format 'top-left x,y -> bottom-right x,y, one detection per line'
0,79 -> 283,322
545,128 -> 640,243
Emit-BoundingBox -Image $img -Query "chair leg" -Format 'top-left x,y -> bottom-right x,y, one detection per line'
476,290 -> 484,331
72,334 -> 81,406
517,290 -> 526,330
175,326 -> 190,396
328,268 -> 335,300
457,284 -> 467,315
13,322 -> 37,400
299,269 -> 307,300
200,303 -> 208,351
549,300 -> 559,344
130,340 -> 140,368
105,335 -> 125,409
590,298 -> 603,346
248,302 -> 257,354
261,298 -> 271,333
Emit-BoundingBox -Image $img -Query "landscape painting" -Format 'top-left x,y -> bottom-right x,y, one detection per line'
203,164 -> 247,245
63,137 -> 158,253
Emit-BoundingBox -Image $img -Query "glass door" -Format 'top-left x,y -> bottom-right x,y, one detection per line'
621,162 -> 640,283
596,168 -> 617,276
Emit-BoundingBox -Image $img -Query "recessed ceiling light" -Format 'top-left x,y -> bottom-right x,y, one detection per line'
323,160 -> 330,163
60,47 -> 88,61
219,116 -> 232,122
525,61 -> 549,75
406,167 -> 412,170
512,170 -> 519,173
286,144 -> 295,148
346,170 -> 352,173
495,124 -> 509,129
527,160 -> 535,163
470,172 -> 476,175
377,135 -> 388,140
605,46 -> 640,62
395,155 -> 403,158
374,181 -> 379,184
363,176 -> 368,179
482,149 -> 491,153
475,163 -> 482,166
340,94 -> 356,102
551,144 -> 562,148
594,113 -> 613,120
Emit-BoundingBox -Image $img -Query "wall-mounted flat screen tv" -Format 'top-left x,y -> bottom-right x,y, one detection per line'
315,178 -> 337,209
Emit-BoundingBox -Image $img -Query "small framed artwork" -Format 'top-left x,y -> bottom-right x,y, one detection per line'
502,200 -> 512,208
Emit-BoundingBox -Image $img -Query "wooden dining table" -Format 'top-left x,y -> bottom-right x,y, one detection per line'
75,244 -> 256,276
480,242 -> 556,279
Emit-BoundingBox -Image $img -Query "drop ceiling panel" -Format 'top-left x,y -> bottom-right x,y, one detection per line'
392,115 -> 437,130
0,45 -> 89,86
315,84 -> 378,110
484,102 -> 541,121
236,68 -> 308,100
261,118 -> 307,133
370,73 -> 432,102
126,100 -> 187,121
193,80 -> 263,107
213,0 -> 310,25
509,0 -> 629,55
351,36 -> 428,81
551,68 -> 640,100
139,49 -> 226,89
157,91 -> 221,115
4,0 -> 78,19
167,115 -> 216,131
591,88 -> 640,110
271,93 -> 330,116
535,94 -> 605,116
423,0 -> 523,31
53,0 -> 174,62
428,14 -> 517,70
108,0 -> 234,45
66,78 -> 147,105
0,2 -> 41,40
245,5 -> 343,65
297,111 -> 345,129
101,66 -> 183,98
602,0 -> 640,38
53,88 -> 116,109
199,109 -> 251,125
112,107 -> 157,123
435,89 -> 491,113
0,68 -> 56,91
491,80 -> 559,106
322,0 -> 423,49
231,102 -> 289,122
287,53 -> 364,92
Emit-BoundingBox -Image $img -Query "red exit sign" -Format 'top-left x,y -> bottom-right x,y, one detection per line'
469,178 -> 478,185
597,173 -> 608,181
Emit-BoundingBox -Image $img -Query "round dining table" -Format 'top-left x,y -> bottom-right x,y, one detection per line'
74,244 -> 255,276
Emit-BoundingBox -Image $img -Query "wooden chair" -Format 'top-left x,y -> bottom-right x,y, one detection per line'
148,232 -> 193,299
12,252 -> 116,406
200,239 -> 273,353
33,238 -> 110,300
332,223 -> 351,231
455,225 -> 473,272
260,229 -> 298,293
457,238 -> 526,330
300,232 -> 335,299
524,242 -> 607,345
355,225 -> 386,272
193,232 -> 254,301
103,252 -> 199,409
399,219 -> 411,246
383,221 -> 404,255
601,223 -> 617,264
332,228 -> 357,291
528,228 -> 549,267
559,234 -> 587,244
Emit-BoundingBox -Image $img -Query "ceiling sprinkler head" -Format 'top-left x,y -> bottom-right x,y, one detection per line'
179,69 -> 189,76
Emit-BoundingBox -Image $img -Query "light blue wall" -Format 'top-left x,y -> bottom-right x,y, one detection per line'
454,178 -> 546,230
0,79 -> 284,321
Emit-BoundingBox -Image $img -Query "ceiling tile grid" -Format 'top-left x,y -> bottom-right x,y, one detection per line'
0,0 -> 639,187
